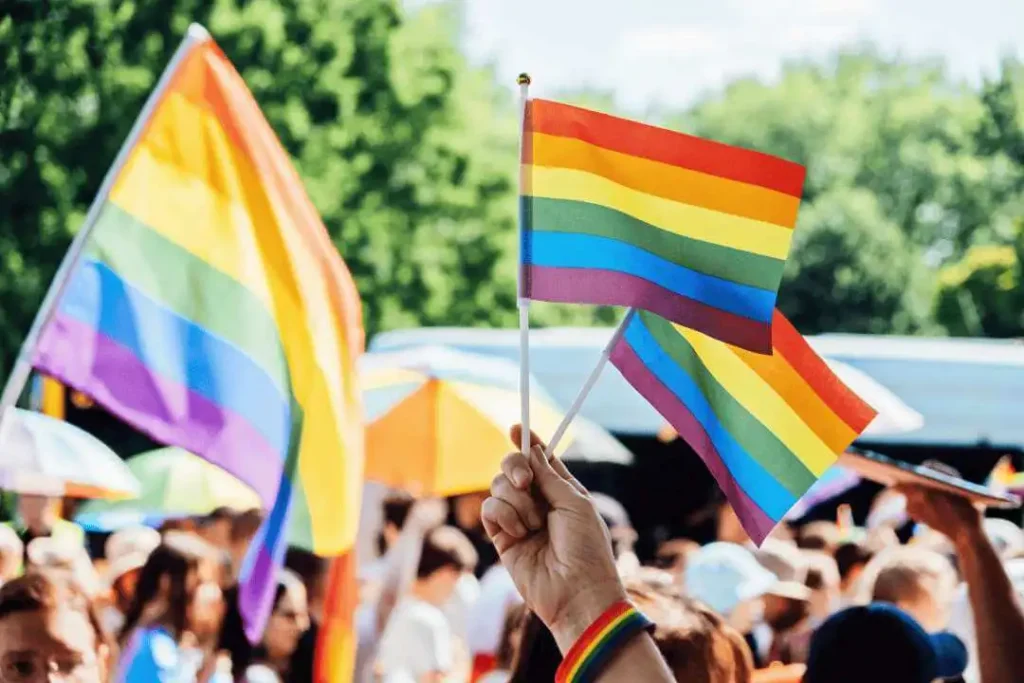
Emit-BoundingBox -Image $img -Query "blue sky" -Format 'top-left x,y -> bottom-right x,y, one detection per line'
458,0 -> 1024,109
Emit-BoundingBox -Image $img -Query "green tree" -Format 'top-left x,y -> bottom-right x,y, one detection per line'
0,0 -> 521,379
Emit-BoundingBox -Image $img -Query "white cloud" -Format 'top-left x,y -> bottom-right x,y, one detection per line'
618,26 -> 720,58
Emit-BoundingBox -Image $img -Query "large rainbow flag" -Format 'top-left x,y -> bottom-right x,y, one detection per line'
611,309 -> 876,543
520,99 -> 806,353
30,27 -> 364,642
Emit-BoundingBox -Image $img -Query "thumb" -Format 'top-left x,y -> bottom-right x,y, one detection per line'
528,445 -> 582,507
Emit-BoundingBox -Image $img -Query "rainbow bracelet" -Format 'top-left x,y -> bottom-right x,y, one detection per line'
555,600 -> 655,683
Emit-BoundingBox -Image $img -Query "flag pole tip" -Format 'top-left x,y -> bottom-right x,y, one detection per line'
516,73 -> 532,86
187,23 -> 211,41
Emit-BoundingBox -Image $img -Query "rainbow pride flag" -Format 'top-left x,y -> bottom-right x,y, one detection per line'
30,29 -> 364,641
315,551 -> 359,683
520,99 -> 806,353
611,310 -> 876,543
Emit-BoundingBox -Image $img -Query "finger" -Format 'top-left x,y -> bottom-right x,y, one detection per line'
509,424 -> 546,452
548,453 -> 588,496
491,473 -> 545,531
528,445 -> 585,507
501,451 -> 534,490
481,511 -> 518,555
481,496 -> 528,539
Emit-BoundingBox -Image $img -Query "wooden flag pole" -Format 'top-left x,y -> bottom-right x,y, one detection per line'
0,24 -> 211,418
517,73 -> 532,456
546,307 -> 636,456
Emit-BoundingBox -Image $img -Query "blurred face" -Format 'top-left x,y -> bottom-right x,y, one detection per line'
199,520 -> 232,549
727,596 -> 764,634
453,493 -> 487,532
763,594 -> 810,633
896,578 -> 950,633
0,607 -> 105,682
186,563 -> 224,642
17,496 -> 55,532
264,583 -> 310,661
422,566 -> 462,606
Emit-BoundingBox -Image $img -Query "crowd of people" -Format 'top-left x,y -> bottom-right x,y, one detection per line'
0,427 -> 1023,682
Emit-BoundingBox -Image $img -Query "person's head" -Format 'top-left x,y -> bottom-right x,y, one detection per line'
0,526 -> 24,584
796,522 -> 842,554
753,540 -> 812,634
0,572 -> 112,682
802,551 -> 841,622
803,603 -> 967,683
627,580 -> 753,683
17,495 -> 59,533
229,509 -> 264,574
103,526 -> 161,611
684,543 -> 777,634
377,493 -> 415,556
413,526 -> 477,606
451,491 -> 488,533
833,540 -> 875,599
495,603 -> 527,671
25,539 -> 100,600
716,503 -> 751,545
284,547 -> 330,623
654,539 -> 701,576
119,534 -> 222,644
263,570 -> 310,663
863,547 -> 957,632
197,507 -> 235,549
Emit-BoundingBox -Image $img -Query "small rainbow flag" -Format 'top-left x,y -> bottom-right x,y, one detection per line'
520,100 -> 806,353
611,310 -> 876,543
30,28 -> 364,641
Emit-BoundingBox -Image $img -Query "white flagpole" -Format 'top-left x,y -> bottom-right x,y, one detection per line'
516,73 -> 532,456
546,307 -> 636,456
0,23 -> 211,417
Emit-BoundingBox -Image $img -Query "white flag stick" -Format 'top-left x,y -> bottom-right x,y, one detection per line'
546,307 -> 636,456
0,24 -> 211,419
516,73 -> 532,455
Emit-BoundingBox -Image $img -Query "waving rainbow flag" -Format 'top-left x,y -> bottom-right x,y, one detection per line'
611,310 -> 875,543
520,100 -> 805,353
30,27 -> 364,641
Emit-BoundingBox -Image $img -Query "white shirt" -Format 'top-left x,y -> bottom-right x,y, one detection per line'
442,572 -> 481,643
375,597 -> 453,679
467,566 -> 522,656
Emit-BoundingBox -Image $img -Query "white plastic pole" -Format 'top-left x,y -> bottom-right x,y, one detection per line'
0,24 -> 211,418
546,307 -> 636,456
516,73 -> 532,456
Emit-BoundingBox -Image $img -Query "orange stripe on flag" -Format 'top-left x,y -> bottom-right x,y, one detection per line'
315,551 -> 359,683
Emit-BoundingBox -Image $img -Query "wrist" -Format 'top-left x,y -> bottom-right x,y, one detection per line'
548,579 -> 628,654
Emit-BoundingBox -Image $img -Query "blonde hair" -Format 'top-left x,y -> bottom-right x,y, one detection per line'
863,546 -> 957,606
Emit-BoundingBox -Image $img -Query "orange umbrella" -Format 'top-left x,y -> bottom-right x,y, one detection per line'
362,346 -> 570,496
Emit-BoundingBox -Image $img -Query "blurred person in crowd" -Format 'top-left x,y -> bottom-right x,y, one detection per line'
25,536 -> 102,600
220,570 -> 311,682
795,522 -> 842,554
283,546 -> 328,681
654,538 -> 700,578
374,525 -> 478,682
802,552 -> 841,627
752,540 -> 812,665
229,510 -> 264,579
486,425 -> 677,681
0,524 -> 23,585
900,485 -> 1024,683
3,494 -> 84,566
466,563 -> 523,681
803,602 -> 967,683
197,508 -> 236,550
833,539 -> 876,604
359,493 -> 415,585
477,603 -> 526,683
980,518 -> 1024,559
716,501 -> 751,545
627,579 -> 754,683
592,492 -> 641,575
118,535 -> 226,682
450,491 -> 498,578
0,571 -> 114,683
101,526 -> 161,636
862,546 -> 958,632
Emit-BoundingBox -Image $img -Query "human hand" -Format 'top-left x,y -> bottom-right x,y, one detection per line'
897,484 -> 983,549
481,425 -> 626,653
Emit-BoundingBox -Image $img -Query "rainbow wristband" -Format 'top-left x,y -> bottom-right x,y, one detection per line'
555,600 -> 654,683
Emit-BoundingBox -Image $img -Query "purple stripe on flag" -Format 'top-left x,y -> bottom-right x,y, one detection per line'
239,474 -> 294,642
33,313 -> 281,504
611,341 -> 777,543
526,265 -> 772,353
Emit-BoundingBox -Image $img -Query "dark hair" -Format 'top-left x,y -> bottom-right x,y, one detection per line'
118,539 -> 211,645
0,571 -> 114,662
219,583 -> 289,678
508,612 -> 561,683
285,548 -> 329,604
231,509 -> 265,544
416,526 -> 478,579
495,603 -> 527,670
834,541 -> 875,582
203,507 -> 236,526
376,493 -> 415,555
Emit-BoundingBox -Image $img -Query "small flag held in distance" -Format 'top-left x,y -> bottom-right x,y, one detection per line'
519,99 -> 806,353
610,309 -> 876,544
